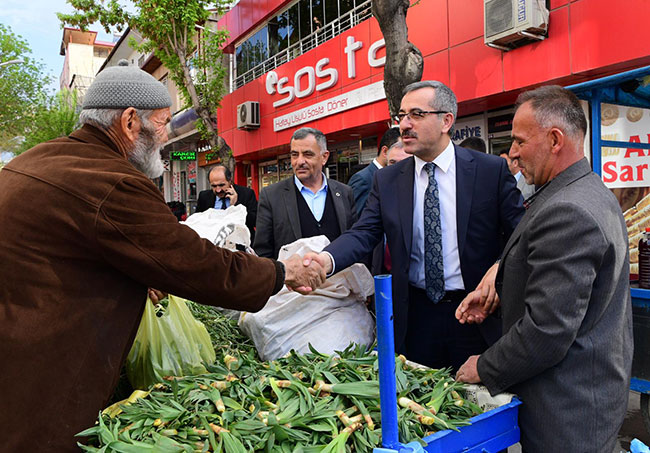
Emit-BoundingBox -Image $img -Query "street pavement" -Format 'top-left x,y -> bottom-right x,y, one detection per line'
507,391 -> 649,452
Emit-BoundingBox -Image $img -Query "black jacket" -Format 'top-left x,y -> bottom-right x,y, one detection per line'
196,183 -> 258,241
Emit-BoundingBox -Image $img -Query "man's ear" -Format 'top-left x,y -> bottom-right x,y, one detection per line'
442,113 -> 455,134
119,107 -> 139,143
549,127 -> 565,155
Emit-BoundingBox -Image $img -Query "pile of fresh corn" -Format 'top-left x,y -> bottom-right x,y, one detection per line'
79,310 -> 481,452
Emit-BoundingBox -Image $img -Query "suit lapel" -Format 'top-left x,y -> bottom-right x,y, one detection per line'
282,179 -> 302,239
398,158 -> 415,258
329,180 -> 348,232
455,146 -> 476,258
208,191 -> 216,209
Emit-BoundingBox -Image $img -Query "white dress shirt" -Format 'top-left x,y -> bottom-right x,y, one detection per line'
372,158 -> 383,170
409,141 -> 464,291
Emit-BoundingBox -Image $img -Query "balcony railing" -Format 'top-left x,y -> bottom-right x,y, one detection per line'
233,0 -> 373,90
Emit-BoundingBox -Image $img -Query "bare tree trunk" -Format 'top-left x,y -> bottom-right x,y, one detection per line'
178,51 -> 234,173
372,0 -> 424,118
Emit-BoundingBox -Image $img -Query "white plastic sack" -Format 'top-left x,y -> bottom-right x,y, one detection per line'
239,235 -> 376,360
182,205 -> 251,319
182,205 -> 251,251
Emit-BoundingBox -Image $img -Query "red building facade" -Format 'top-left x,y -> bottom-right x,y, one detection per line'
209,0 -> 650,194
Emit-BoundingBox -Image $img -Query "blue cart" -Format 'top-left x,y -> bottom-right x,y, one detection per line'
372,275 -> 521,453
568,67 -> 650,436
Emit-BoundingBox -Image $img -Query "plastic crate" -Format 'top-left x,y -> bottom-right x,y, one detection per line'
373,275 -> 521,453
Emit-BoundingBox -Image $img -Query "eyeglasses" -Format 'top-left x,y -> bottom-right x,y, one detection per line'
393,110 -> 449,123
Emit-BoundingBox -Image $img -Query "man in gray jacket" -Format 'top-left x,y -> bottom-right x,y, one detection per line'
254,127 -> 357,259
456,85 -> 633,452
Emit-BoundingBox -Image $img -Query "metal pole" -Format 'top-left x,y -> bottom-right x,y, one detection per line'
374,274 -> 400,449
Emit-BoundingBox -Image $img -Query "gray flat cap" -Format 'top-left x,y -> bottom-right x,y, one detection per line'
82,59 -> 172,110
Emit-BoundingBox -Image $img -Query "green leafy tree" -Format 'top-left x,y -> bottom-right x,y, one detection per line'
0,23 -> 51,154
19,90 -> 80,154
58,0 -> 232,167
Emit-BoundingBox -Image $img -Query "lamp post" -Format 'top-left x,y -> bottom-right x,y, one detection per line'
0,59 -> 24,68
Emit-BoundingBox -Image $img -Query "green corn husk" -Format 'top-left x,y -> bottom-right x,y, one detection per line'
81,308 -> 482,452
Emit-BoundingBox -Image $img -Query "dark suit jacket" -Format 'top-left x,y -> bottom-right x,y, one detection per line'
325,145 -> 525,351
196,183 -> 258,241
347,162 -> 378,216
253,177 -> 357,259
478,159 -> 633,452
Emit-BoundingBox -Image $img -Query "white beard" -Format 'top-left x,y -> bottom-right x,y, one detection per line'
128,123 -> 164,179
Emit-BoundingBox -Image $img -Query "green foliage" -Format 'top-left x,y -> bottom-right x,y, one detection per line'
58,0 -> 231,162
0,23 -> 51,153
18,90 -> 81,154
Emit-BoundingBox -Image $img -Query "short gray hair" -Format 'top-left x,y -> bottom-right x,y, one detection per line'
515,85 -> 587,140
291,127 -> 327,154
403,80 -> 458,134
79,108 -> 155,130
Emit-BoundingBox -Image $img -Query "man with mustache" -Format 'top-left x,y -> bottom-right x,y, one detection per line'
0,60 -> 325,451
196,165 -> 258,241
302,81 -> 525,370
254,127 -> 357,259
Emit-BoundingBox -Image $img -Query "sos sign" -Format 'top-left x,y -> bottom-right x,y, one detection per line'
265,36 -> 386,108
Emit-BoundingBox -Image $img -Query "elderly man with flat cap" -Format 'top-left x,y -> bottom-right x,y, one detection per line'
0,60 -> 325,451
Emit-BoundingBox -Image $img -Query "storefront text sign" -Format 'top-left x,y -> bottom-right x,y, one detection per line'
601,104 -> 650,188
272,81 -> 386,131
452,114 -> 486,144
266,36 -> 385,109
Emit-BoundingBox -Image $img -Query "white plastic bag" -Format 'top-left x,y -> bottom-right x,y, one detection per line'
239,236 -> 376,360
182,205 -> 251,251
182,205 -> 251,319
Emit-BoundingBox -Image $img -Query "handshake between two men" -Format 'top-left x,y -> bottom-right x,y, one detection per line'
281,252 -> 333,294
283,254 -> 502,328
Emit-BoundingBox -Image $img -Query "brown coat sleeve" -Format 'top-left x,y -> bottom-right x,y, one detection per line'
95,175 -> 282,312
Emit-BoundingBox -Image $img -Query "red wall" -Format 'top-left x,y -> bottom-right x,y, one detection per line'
218,0 -> 650,162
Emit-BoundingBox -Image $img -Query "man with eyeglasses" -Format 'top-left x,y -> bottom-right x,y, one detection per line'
298,80 -> 525,370
197,164 -> 258,241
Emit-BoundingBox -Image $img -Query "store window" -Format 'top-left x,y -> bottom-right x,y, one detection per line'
324,0 -> 339,26
299,0 -> 312,41
598,103 -> 650,278
259,161 -> 280,188
234,0 -> 370,79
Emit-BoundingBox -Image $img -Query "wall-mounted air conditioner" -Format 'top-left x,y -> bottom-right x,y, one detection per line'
484,0 -> 549,51
237,101 -> 260,130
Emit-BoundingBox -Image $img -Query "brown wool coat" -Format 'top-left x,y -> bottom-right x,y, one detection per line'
0,125 -> 283,452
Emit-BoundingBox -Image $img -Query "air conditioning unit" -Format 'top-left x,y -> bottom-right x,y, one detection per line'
237,101 -> 260,130
484,0 -> 549,51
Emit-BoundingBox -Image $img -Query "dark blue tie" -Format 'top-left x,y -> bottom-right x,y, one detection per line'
423,162 -> 445,303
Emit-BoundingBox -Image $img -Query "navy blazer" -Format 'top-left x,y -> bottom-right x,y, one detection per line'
347,162 -> 378,217
325,145 -> 525,351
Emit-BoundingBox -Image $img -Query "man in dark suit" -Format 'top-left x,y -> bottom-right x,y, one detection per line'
456,86 -> 632,452
299,81 -> 524,370
196,165 -> 258,241
253,127 -> 357,260
347,127 -> 401,216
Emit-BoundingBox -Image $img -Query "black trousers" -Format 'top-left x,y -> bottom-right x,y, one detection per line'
403,285 -> 488,371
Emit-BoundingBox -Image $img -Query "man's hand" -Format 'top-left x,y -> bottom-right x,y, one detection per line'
302,252 -> 333,274
455,355 -> 481,383
455,290 -> 489,324
470,261 -> 501,315
281,253 -> 327,294
225,186 -> 238,205
148,288 -> 167,303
